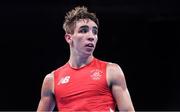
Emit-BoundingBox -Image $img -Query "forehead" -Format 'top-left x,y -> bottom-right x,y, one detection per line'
75,19 -> 98,29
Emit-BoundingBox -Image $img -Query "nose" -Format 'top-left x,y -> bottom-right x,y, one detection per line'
87,37 -> 94,42
87,30 -> 95,41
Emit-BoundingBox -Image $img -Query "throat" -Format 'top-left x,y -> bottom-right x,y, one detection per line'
68,56 -> 94,69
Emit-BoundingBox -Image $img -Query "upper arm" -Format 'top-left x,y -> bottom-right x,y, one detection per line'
107,63 -> 134,111
37,72 -> 55,111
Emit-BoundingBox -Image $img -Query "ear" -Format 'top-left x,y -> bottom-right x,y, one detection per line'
64,34 -> 72,44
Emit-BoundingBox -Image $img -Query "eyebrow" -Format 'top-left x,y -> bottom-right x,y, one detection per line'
92,26 -> 98,30
79,25 -> 98,30
79,25 -> 88,29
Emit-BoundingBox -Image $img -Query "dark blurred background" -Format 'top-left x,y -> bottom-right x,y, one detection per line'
0,0 -> 180,111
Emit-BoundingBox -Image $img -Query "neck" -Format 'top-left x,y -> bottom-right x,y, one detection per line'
68,54 -> 94,69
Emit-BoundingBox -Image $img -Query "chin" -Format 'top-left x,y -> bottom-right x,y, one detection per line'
83,51 -> 93,56
81,48 -> 94,56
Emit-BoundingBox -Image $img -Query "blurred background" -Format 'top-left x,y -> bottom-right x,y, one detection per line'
0,0 -> 180,110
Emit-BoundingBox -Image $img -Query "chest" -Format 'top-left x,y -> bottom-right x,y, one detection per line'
54,67 -> 109,99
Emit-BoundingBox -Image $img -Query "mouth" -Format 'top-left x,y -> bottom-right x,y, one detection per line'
85,43 -> 94,48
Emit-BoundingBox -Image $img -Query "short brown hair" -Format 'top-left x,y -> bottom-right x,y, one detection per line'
63,6 -> 99,34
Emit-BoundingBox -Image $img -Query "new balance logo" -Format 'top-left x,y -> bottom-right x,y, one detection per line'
58,76 -> 70,85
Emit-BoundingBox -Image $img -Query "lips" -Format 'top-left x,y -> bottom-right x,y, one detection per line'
85,43 -> 94,48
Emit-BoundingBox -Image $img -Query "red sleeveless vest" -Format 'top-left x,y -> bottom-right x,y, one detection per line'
54,58 -> 115,111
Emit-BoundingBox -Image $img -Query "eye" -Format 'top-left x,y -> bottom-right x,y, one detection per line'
79,28 -> 88,33
92,29 -> 98,35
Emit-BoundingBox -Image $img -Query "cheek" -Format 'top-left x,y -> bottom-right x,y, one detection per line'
73,37 -> 84,47
76,35 -> 85,43
95,37 -> 98,43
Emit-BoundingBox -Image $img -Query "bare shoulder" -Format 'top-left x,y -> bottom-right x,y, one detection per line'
44,72 -> 54,82
42,72 -> 54,95
107,63 -> 135,111
38,72 -> 55,111
107,62 -> 125,78
106,62 -> 126,86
